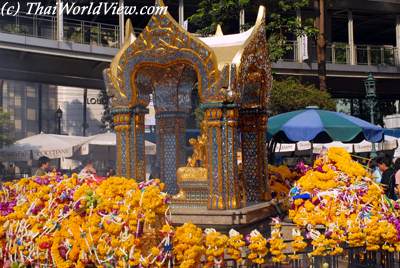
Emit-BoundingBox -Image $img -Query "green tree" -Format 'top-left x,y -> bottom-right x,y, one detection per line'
189,0 -> 317,61
269,78 -> 335,115
0,110 -> 13,147
189,0 -> 250,36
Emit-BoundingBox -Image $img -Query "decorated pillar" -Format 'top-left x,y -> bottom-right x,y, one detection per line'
112,106 -> 147,180
130,106 -> 148,181
239,108 -> 269,205
112,107 -> 131,178
203,103 -> 240,210
156,111 -> 187,194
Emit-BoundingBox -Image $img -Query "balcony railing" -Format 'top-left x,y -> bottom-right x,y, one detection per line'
0,13 -> 398,67
280,41 -> 399,67
0,12 -> 124,48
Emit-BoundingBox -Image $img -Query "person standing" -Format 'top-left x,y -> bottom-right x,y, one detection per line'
394,158 -> 400,200
78,160 -> 97,177
106,167 -> 115,177
7,164 -> 15,177
368,158 -> 382,183
34,157 -> 50,177
0,162 -> 5,176
376,156 -> 396,200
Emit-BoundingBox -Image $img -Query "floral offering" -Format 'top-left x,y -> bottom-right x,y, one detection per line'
1,147 -> 400,267
0,175 -> 171,267
289,147 -> 400,253
269,165 -> 298,200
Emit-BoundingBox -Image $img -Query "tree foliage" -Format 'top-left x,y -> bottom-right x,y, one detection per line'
189,0 -> 318,61
189,0 -> 250,36
269,78 -> 336,115
0,110 -> 13,147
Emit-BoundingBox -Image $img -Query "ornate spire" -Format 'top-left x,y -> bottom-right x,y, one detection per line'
155,0 -> 165,7
109,19 -> 136,98
215,24 -> 224,36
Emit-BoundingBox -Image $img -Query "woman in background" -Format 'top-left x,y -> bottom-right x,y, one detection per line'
78,160 -> 97,177
368,158 -> 382,183
394,158 -> 400,200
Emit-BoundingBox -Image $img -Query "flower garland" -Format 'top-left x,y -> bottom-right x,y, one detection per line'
247,230 -> 268,264
269,219 -> 287,263
226,229 -> 245,263
204,228 -> 228,267
269,165 -> 298,200
290,228 -> 307,260
173,223 -> 204,268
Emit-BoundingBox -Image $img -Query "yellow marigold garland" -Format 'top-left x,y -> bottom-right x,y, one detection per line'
290,228 -> 307,260
269,219 -> 287,263
173,223 -> 204,268
247,230 -> 268,264
204,228 -> 228,267
226,229 -> 245,263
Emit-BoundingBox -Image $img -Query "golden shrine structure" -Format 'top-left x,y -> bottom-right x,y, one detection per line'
104,0 -> 277,229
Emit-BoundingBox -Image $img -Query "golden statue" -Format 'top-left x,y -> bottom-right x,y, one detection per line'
187,123 -> 207,167
172,122 -> 208,206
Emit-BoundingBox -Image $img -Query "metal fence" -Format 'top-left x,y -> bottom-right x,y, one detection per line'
1,13 -> 398,65
0,12 -> 122,48
280,41 -> 399,67
355,45 -> 397,66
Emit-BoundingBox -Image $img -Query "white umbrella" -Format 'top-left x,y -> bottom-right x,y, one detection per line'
0,133 -> 91,160
87,132 -> 156,155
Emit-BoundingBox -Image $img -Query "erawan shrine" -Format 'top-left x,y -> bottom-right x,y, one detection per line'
0,1 -> 400,268
104,1 -> 272,220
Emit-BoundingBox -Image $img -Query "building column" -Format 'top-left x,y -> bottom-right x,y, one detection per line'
396,15 -> 400,66
348,10 -> 356,65
296,9 -> 303,62
82,88 -> 87,136
112,106 -> 147,180
119,0 -> 125,47
239,108 -> 269,205
56,0 -> 63,41
38,84 -> 42,133
203,104 -> 241,210
156,111 -> 187,194
239,9 -> 245,32
179,0 -> 184,26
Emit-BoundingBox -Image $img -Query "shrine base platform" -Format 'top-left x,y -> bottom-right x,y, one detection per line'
170,201 -> 284,233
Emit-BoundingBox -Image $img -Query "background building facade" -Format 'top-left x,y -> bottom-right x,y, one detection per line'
1,0 -> 400,141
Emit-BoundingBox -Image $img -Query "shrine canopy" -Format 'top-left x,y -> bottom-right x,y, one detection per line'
268,108 -> 384,143
107,1 -> 270,106
200,25 -> 254,69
